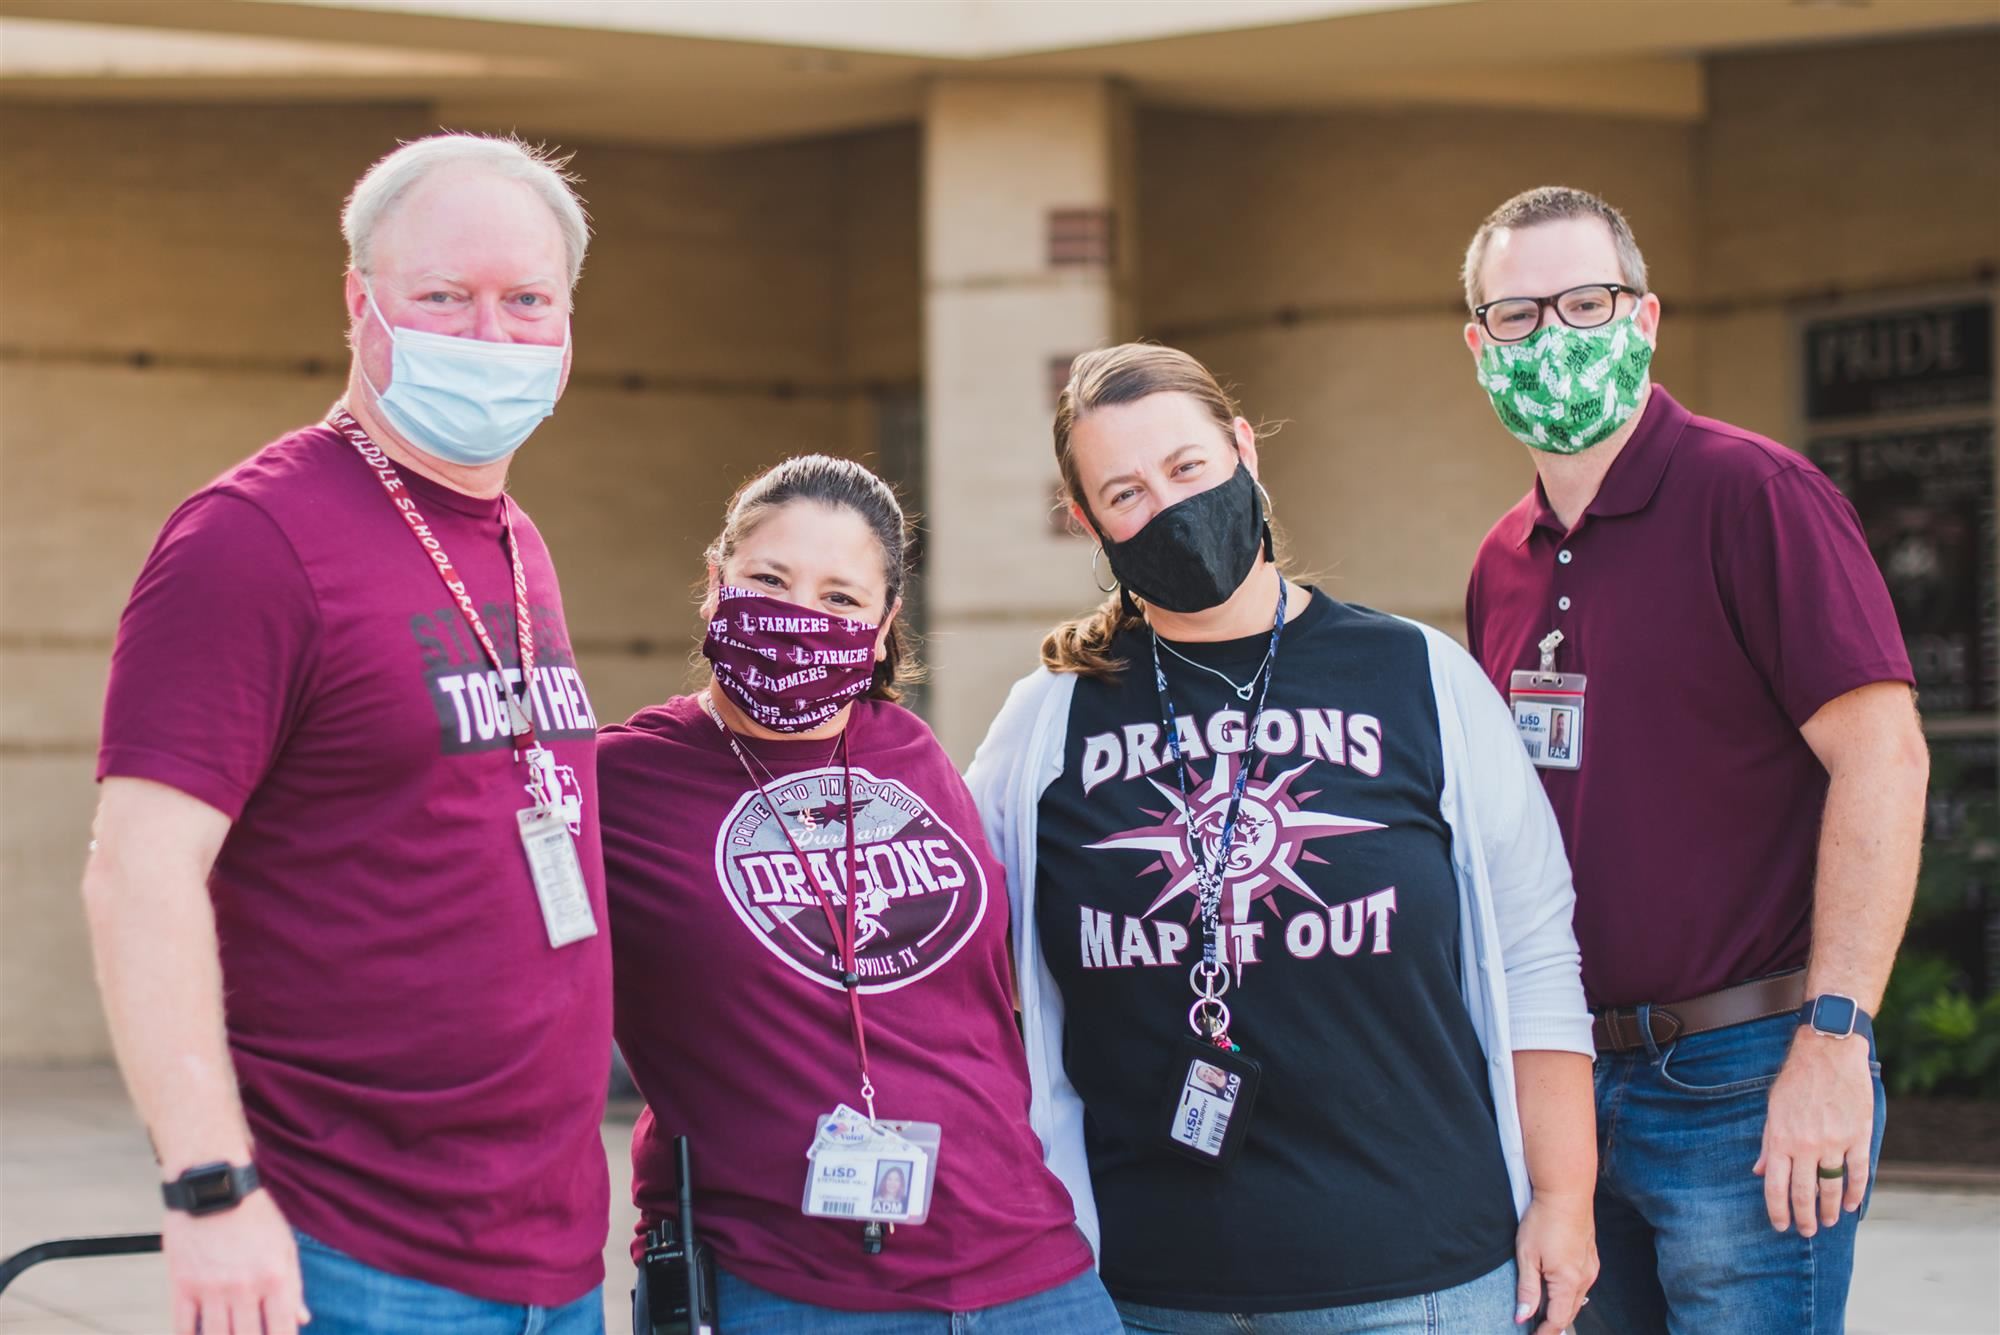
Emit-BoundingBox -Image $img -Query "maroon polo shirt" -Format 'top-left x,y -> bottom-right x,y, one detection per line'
1465,386 -> 1911,1010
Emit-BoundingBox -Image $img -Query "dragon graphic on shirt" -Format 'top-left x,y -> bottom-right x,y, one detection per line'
1093,752 -> 1384,925
712,764 -> 987,993
1073,709 -> 1404,974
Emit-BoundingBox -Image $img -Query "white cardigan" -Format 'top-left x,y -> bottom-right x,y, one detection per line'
964,617 -> 1594,1256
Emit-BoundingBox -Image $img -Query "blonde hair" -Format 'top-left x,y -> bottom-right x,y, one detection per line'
1041,343 -> 1254,679
343,133 -> 591,289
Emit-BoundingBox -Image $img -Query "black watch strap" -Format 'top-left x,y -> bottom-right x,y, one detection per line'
162,1161 -> 261,1216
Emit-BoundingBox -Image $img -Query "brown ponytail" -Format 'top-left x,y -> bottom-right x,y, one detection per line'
1039,593 -> 1142,678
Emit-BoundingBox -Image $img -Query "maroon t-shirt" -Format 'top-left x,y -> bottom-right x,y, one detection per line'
599,696 -> 1093,1312
1466,387 -> 1913,1009
98,423 -> 611,1306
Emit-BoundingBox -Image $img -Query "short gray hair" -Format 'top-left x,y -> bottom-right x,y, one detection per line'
1461,186 -> 1648,311
342,133 -> 591,289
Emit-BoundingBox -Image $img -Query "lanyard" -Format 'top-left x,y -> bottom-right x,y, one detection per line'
329,409 -> 540,753
1150,576 -> 1287,1046
700,693 -> 877,1117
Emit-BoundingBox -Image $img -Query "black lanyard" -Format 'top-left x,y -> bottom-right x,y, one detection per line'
1148,577 -> 1287,1043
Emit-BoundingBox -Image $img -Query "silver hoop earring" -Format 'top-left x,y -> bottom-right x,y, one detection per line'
1091,546 -> 1118,594
1256,480 -> 1276,519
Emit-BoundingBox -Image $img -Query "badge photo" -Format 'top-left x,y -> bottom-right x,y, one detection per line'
802,1105 -> 941,1226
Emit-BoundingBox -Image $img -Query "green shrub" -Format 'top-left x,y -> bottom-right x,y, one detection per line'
1873,738 -> 1997,1099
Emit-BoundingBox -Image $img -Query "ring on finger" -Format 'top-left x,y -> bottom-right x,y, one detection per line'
1817,1161 -> 1846,1180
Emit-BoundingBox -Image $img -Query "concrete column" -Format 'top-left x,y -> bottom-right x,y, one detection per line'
922,78 -> 1135,762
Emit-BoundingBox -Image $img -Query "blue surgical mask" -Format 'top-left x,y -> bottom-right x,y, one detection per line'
357,281 -> 567,466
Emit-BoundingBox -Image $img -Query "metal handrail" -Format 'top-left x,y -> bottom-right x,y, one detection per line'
0,1233 -> 162,1296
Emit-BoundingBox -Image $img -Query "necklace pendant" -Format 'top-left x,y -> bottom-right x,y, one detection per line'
1234,682 -> 1255,701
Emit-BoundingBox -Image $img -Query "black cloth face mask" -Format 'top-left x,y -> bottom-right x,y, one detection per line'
1094,460 -> 1275,614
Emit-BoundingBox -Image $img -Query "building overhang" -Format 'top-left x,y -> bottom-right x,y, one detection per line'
2,0 -> 1995,145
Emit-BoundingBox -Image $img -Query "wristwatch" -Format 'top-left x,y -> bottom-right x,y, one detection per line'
1798,994 -> 1874,1042
161,1161 -> 262,1216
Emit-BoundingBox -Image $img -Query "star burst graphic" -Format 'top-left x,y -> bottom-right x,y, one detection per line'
1090,752 -> 1385,924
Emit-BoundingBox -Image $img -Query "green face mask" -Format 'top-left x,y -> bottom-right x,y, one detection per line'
1475,314 -> 1654,455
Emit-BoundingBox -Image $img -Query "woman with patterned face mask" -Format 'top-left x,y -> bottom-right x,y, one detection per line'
966,344 -> 1600,1335
596,455 -> 1120,1334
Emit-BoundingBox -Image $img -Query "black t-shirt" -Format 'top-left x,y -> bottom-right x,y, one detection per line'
1035,590 -> 1516,1311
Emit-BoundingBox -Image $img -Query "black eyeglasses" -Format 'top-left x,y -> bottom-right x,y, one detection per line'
1473,283 -> 1642,342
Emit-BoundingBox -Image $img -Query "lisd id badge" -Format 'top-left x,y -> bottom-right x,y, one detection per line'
802,1104 -> 941,1225
1159,1037 -> 1261,1168
1509,670 -> 1586,771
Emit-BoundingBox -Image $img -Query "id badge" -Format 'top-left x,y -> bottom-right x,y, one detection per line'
1509,670 -> 1586,771
1160,1038 -> 1261,1168
802,1104 -> 938,1225
516,807 -> 598,948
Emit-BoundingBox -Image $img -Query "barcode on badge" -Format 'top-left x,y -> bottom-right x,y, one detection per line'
821,1199 -> 855,1216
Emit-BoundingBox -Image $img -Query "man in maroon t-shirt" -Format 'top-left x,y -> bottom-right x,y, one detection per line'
1459,188 -> 1928,1334
84,135 -> 611,1335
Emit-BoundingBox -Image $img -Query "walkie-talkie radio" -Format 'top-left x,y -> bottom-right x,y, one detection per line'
632,1137 -> 716,1335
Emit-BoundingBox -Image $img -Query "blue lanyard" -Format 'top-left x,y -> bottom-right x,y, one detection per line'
1148,577 -> 1288,982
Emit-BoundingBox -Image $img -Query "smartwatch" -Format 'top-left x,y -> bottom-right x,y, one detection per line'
1798,994 -> 1873,1042
162,1161 -> 262,1217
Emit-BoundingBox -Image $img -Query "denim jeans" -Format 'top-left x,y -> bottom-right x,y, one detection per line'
1113,1260 -> 1517,1333
711,1266 -> 1121,1333
1575,1011 -> 1885,1335
295,1231 -> 604,1335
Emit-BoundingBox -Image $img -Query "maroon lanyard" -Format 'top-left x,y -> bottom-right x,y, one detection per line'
701,694 -> 876,1115
330,409 -> 539,752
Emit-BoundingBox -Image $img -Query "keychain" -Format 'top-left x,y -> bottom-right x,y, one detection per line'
1162,963 -> 1262,1167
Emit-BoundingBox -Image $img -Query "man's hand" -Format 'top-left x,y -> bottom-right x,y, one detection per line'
1753,1029 -> 1874,1236
1515,1188 -> 1597,1332
164,1189 -> 309,1335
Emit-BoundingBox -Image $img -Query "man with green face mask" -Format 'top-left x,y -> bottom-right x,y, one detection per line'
1459,187 -> 1929,1335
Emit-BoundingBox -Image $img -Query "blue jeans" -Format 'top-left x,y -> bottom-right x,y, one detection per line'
1113,1260 -> 1517,1333
1576,1011 -> 1886,1335
295,1231 -> 604,1335
712,1266 -> 1120,1333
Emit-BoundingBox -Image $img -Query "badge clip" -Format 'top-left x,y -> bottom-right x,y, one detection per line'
1527,629 -> 1567,687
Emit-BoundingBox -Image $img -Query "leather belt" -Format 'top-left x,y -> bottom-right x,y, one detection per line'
1591,970 -> 1806,1054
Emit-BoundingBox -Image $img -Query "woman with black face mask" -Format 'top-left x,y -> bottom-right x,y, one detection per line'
966,344 -> 1599,1335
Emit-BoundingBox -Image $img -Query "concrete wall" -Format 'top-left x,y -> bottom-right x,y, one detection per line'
1128,30 -> 1997,642
1136,103 -> 1699,637
0,105 -> 920,1060
921,80 -> 1137,762
1694,33 -> 2000,441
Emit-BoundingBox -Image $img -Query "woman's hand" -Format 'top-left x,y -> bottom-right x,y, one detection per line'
1514,1188 -> 1597,1333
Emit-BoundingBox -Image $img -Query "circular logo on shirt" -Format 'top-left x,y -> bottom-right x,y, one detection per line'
712,764 -> 988,993
1090,752 -> 1387,925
